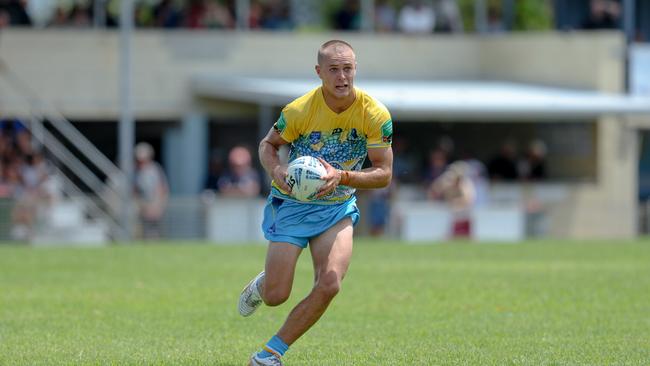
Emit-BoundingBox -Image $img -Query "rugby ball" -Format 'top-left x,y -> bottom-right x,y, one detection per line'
286,156 -> 327,201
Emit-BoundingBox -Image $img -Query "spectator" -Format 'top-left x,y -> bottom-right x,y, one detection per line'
26,0 -> 57,27
202,0 -> 235,29
488,140 -> 518,181
204,148 -> 225,192
429,161 -> 476,238
368,183 -> 394,237
249,0 -> 264,29
375,0 -> 396,33
0,159 -> 22,199
134,142 -> 169,239
582,0 -> 620,30
392,137 -> 418,183
486,3 -> 504,33
423,148 -> 448,189
68,3 -> 91,27
333,0 -> 361,31
397,0 -> 435,34
459,150 -> 489,207
154,0 -> 182,28
20,151 -> 49,191
435,0 -> 463,33
47,6 -> 67,27
519,139 -> 547,181
12,150 -> 57,240
0,8 -> 9,27
261,0 -> 293,30
0,0 -> 32,26
217,145 -> 261,198
185,0 -> 207,28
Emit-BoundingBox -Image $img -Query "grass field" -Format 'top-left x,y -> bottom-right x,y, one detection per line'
1,240 -> 649,365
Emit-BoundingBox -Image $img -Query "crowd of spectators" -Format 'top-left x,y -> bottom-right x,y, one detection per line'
418,136 -> 548,238
0,119 -> 60,240
0,0 -> 293,30
2,0 -> 631,34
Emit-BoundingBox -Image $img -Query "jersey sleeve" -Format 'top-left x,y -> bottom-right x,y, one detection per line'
273,109 -> 299,143
366,107 -> 393,149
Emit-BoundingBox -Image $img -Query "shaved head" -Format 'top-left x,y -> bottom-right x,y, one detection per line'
315,39 -> 357,105
317,40 -> 355,65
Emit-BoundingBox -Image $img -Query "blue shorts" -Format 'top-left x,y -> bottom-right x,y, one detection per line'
261,195 -> 360,248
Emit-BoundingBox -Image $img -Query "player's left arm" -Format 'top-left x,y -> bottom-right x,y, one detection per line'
316,147 -> 393,196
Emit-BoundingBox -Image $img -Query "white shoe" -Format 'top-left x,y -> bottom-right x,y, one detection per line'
238,271 -> 265,317
249,353 -> 283,366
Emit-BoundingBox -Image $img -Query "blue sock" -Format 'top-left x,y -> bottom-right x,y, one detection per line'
257,335 -> 289,358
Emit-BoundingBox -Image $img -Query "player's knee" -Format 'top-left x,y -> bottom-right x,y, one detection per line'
315,274 -> 341,299
263,287 -> 290,306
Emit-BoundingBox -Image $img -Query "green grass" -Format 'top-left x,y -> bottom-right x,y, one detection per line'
1,240 -> 649,365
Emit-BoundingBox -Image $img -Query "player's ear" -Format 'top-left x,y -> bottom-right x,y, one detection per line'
315,64 -> 321,77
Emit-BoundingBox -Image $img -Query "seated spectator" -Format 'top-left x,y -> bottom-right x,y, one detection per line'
12,150 -> 57,241
68,4 -> 91,27
488,140 -> 518,181
0,0 -> 31,27
582,0 -> 620,30
218,146 -> 261,198
333,0 -> 361,31
423,148 -> 448,189
202,0 -> 235,29
375,0 -> 396,33
519,139 -> 547,181
204,148 -> 225,192
261,0 -> 293,30
434,0 -> 463,33
154,0 -> 182,28
47,6 -> 68,27
397,0 -> 435,34
392,137 -> 418,183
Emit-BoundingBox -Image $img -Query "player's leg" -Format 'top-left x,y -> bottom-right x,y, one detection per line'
275,217 -> 354,345
246,242 -> 302,365
239,242 -> 301,316
261,242 -> 302,305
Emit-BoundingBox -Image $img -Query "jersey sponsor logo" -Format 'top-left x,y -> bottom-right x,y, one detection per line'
381,119 -> 393,144
273,113 -> 287,133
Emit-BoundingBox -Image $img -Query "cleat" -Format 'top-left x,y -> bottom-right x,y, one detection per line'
238,271 -> 265,317
249,353 -> 283,366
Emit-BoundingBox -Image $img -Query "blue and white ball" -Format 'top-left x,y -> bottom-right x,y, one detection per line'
286,156 -> 327,201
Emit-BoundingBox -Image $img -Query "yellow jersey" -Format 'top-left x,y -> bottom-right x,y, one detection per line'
272,86 -> 393,204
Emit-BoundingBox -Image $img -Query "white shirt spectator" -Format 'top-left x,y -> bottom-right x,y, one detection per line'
398,1 -> 435,34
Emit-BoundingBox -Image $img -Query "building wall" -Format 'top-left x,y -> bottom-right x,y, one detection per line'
0,30 -> 623,119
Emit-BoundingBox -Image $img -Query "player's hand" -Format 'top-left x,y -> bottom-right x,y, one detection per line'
272,165 -> 292,193
314,157 -> 341,198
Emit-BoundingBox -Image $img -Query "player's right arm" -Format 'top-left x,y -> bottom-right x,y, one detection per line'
259,127 -> 292,193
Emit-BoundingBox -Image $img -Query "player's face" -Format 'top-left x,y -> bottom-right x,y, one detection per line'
317,47 -> 356,99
